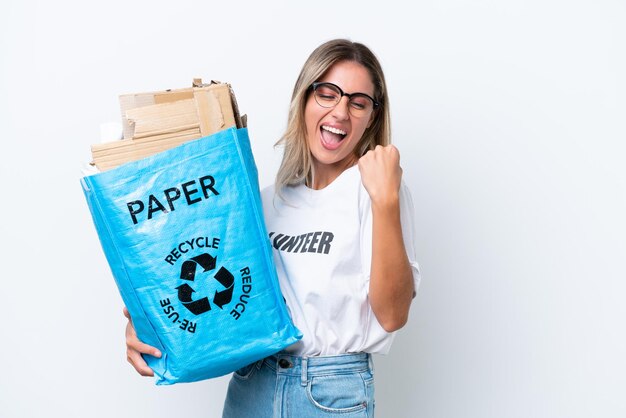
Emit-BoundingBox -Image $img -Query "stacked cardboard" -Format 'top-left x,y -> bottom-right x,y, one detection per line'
91,79 -> 245,171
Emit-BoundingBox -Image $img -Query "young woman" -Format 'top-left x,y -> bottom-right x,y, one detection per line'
125,39 -> 421,418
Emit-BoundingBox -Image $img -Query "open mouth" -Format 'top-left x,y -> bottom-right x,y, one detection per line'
320,125 -> 347,150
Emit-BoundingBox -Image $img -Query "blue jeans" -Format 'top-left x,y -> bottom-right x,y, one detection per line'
222,352 -> 375,417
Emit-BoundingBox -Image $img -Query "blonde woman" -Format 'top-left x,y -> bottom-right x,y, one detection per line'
125,39 -> 421,418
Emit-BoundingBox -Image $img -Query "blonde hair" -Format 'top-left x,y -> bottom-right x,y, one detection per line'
275,39 -> 391,194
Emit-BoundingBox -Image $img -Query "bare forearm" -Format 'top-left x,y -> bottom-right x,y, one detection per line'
358,144 -> 414,332
368,197 -> 414,332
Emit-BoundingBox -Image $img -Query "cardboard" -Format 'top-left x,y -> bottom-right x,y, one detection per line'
92,80 -> 244,171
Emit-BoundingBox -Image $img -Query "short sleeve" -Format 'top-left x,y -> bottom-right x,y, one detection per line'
359,181 -> 422,295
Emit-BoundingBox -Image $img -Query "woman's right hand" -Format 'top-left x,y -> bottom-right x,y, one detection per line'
123,307 -> 161,376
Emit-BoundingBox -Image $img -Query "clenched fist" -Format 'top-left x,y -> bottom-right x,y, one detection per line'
358,144 -> 402,206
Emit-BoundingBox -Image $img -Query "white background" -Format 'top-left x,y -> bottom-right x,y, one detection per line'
1,1 -> 624,417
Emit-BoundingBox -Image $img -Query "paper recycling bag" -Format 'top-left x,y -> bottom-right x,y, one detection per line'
81,127 -> 301,385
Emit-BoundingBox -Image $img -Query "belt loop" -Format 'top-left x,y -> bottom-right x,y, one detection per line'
301,357 -> 308,386
368,353 -> 374,376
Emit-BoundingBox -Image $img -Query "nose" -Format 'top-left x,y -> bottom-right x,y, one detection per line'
330,96 -> 350,120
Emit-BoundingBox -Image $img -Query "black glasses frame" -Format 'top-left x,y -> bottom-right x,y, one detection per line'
310,82 -> 380,109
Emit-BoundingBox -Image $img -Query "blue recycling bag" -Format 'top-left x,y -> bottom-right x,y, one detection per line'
81,127 -> 301,385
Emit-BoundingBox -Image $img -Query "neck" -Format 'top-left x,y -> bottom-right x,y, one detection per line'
308,156 -> 358,190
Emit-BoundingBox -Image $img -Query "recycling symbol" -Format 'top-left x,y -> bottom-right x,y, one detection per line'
175,253 -> 234,315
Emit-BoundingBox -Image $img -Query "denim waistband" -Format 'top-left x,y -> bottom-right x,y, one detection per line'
262,352 -> 373,386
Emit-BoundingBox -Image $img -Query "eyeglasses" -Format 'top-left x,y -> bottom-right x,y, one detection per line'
310,82 -> 380,118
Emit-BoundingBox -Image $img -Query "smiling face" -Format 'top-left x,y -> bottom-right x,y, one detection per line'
304,60 -> 376,188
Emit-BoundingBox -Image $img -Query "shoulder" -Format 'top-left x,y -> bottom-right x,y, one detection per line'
261,183 -> 275,200
357,175 -> 416,216
260,184 -> 278,213
399,180 -> 414,201
400,173 -> 417,202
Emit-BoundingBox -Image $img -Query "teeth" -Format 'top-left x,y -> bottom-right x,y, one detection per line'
322,125 -> 347,136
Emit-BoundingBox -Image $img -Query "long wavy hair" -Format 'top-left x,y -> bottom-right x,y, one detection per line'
275,39 -> 391,194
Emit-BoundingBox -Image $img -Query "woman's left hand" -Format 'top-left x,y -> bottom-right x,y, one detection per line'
358,144 -> 413,332
358,145 -> 402,205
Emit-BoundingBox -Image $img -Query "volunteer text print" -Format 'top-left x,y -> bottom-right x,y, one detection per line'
126,175 -> 219,225
269,231 -> 334,254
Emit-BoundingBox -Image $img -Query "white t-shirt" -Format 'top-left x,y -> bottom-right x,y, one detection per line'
261,165 -> 421,357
